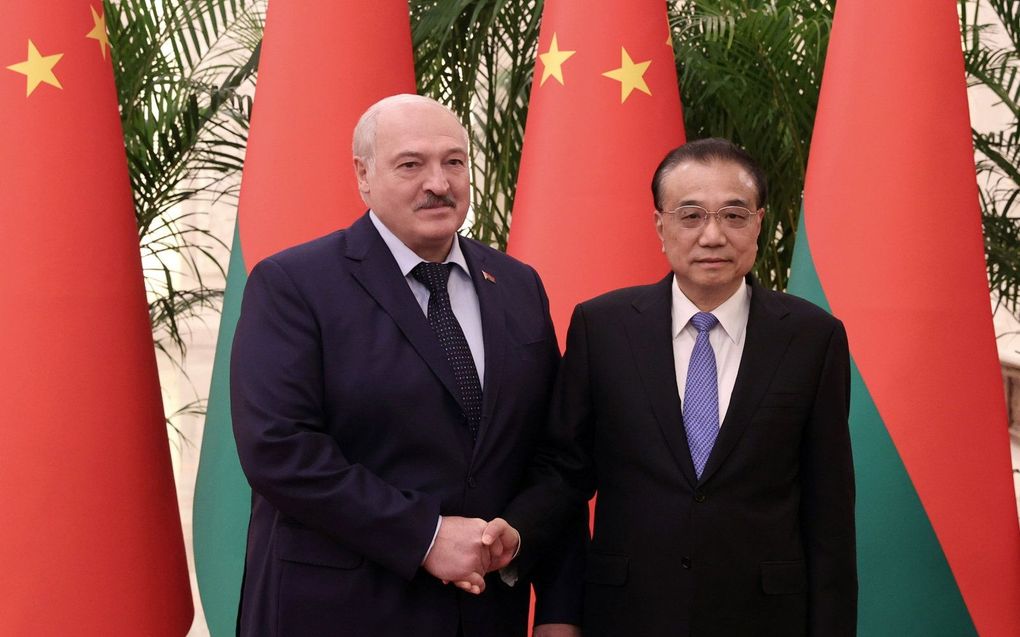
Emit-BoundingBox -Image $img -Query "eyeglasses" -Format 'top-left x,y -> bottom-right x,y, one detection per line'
658,205 -> 760,230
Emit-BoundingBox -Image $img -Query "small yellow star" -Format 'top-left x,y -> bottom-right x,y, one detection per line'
538,33 -> 576,86
7,40 -> 63,97
86,5 -> 111,59
602,47 -> 652,103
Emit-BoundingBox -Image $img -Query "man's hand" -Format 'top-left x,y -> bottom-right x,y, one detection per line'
480,517 -> 520,572
534,624 -> 582,637
449,517 -> 522,591
423,516 -> 489,594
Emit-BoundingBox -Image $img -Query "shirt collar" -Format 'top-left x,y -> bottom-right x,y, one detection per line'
369,210 -> 470,277
670,276 -> 751,344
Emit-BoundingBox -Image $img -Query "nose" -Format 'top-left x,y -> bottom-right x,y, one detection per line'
422,161 -> 450,194
698,215 -> 727,246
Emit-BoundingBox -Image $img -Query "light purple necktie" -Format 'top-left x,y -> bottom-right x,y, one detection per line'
684,311 -> 720,478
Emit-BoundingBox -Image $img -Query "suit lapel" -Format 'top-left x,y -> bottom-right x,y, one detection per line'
343,214 -> 465,414
699,278 -> 793,483
625,275 -> 699,486
460,239 -> 506,454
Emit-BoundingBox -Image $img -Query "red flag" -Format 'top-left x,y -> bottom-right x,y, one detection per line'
236,1 -> 417,270
0,2 -> 192,634
193,2 -> 417,633
507,1 -> 685,629
508,0 -> 685,341
794,0 -> 1020,633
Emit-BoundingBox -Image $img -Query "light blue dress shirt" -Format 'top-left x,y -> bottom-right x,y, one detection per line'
369,211 -> 488,561
369,210 -> 485,385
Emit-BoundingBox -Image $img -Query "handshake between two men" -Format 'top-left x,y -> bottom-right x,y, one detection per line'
422,516 -> 520,594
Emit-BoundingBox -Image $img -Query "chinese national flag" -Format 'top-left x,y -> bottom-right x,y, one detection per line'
507,1 -> 684,630
508,0 -> 685,342
0,2 -> 193,635
192,2 -> 416,634
788,1 -> 1020,634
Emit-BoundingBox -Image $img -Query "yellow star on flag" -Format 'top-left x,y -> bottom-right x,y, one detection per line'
86,5 -> 111,59
602,47 -> 652,103
539,33 -> 576,86
7,40 -> 63,97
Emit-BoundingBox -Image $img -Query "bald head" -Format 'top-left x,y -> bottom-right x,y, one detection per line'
351,93 -> 471,263
352,94 -> 468,167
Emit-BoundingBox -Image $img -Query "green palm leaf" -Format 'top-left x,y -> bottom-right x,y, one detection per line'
106,0 -> 263,360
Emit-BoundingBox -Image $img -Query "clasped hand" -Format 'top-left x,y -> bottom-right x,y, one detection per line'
422,516 -> 519,594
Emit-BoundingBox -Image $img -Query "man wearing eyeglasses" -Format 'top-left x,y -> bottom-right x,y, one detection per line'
499,138 -> 857,636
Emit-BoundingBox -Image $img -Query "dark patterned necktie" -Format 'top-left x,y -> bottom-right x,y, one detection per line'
684,311 -> 720,478
411,262 -> 482,442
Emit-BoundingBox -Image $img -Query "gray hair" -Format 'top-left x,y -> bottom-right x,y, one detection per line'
352,94 -> 467,166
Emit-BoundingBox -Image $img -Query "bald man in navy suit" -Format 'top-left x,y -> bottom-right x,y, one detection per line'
231,95 -> 582,637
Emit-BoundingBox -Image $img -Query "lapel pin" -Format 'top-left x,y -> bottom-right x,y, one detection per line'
482,270 -> 496,284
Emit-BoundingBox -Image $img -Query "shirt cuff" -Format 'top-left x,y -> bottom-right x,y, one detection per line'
421,516 -> 443,565
499,526 -> 523,586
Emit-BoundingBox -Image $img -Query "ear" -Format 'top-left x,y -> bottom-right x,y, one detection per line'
752,207 -> 765,240
654,211 -> 666,243
353,156 -> 371,195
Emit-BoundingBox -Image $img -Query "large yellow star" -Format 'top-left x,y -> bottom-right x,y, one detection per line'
86,5 -> 111,59
538,33 -> 576,86
602,47 -> 652,103
7,40 -> 63,97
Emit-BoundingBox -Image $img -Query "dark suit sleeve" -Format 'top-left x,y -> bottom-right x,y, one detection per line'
503,304 -> 598,622
517,269 -> 590,626
801,321 -> 857,635
530,501 -> 589,626
231,258 -> 440,581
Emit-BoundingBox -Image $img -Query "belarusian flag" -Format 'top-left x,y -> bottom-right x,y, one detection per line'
508,0 -> 684,341
788,1 -> 1020,634
0,2 -> 192,634
191,3 -> 416,634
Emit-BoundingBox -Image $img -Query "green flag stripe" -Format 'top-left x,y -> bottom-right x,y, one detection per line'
193,223 -> 252,636
789,210 -> 976,636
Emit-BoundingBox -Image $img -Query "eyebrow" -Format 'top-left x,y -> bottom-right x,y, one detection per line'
392,151 -> 425,161
677,197 -> 751,207
391,147 -> 467,163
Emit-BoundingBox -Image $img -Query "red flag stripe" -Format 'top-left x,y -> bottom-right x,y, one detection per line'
237,1 -> 416,270
804,1 -> 1020,633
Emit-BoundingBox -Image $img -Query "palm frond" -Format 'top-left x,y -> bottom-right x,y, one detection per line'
411,0 -> 542,250
671,0 -> 834,290
106,0 -> 264,358
963,0 -> 1020,314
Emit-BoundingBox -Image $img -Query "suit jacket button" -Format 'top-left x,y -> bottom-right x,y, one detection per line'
467,476 -> 478,488
694,492 -> 706,503
680,557 -> 692,569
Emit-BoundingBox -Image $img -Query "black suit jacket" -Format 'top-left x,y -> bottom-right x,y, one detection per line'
231,213 -> 581,636
506,274 -> 856,637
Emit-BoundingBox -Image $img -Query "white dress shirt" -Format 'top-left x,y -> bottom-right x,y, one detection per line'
670,278 -> 752,425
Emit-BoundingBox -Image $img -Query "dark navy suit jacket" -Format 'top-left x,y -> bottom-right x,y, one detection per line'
231,213 -> 580,636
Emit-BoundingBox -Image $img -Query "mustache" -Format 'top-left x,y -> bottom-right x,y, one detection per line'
414,193 -> 456,210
